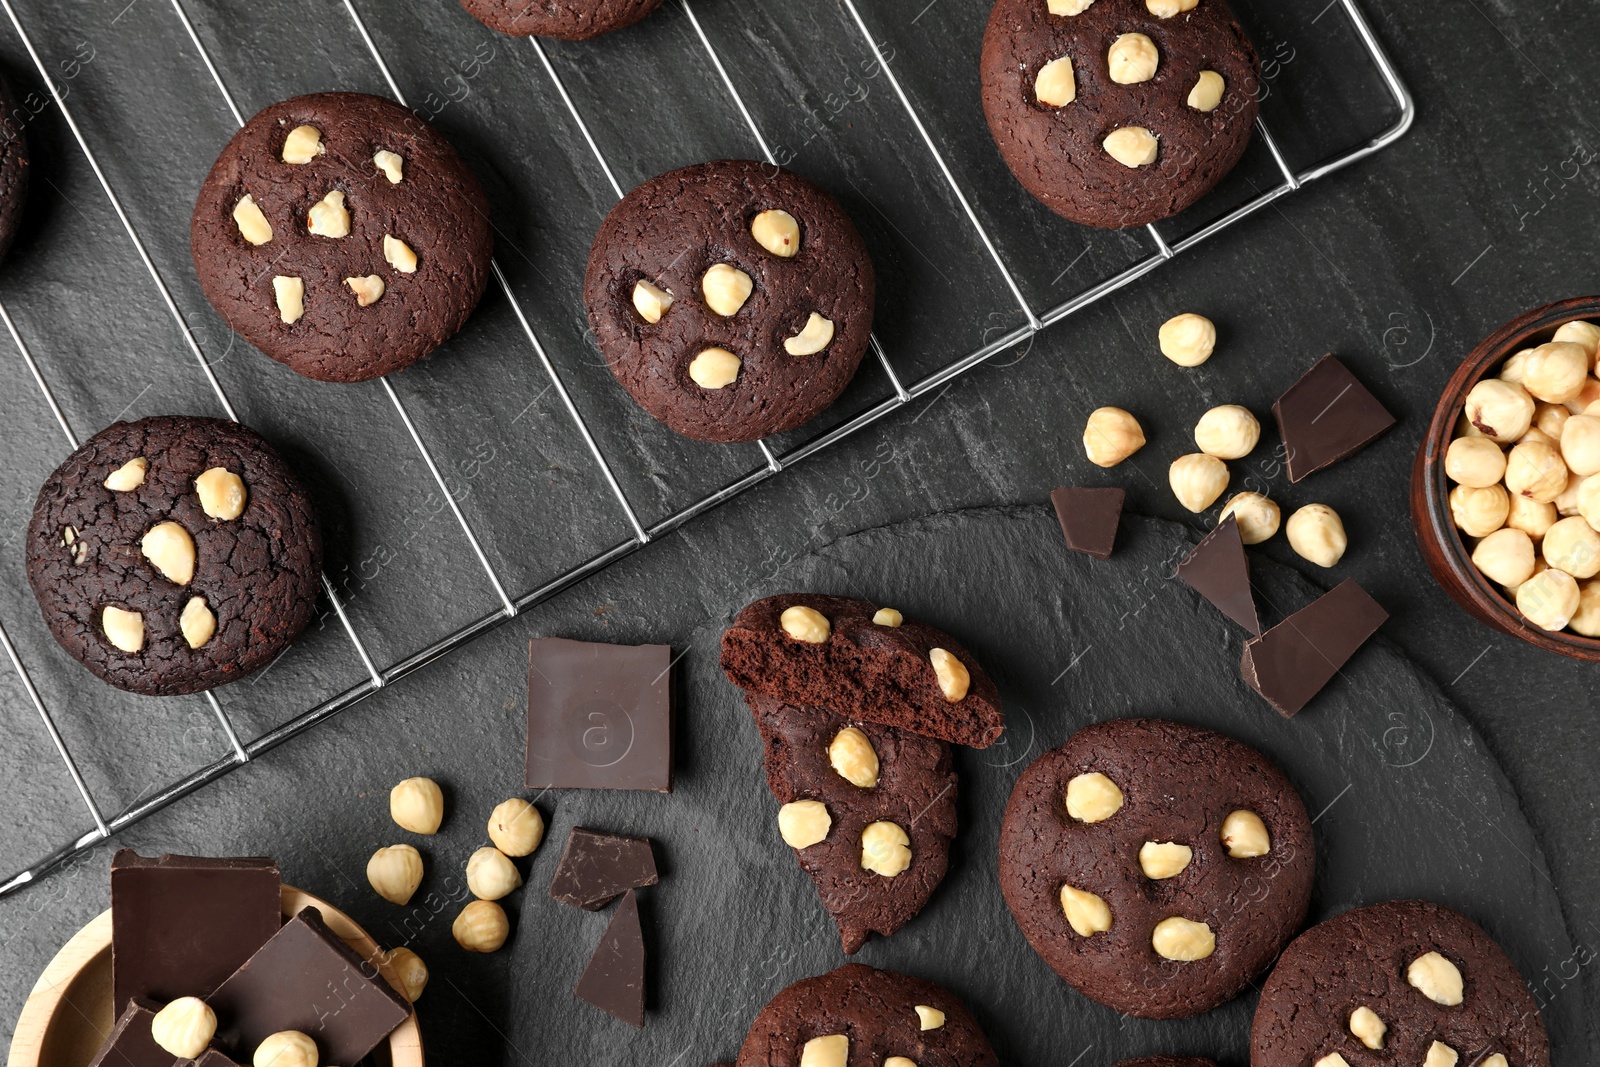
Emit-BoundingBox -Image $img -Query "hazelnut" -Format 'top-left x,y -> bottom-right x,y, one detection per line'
884,1059 -> 915,1067
1504,558 -> 1548,599
751,209 -> 800,257
1065,771 -> 1123,822
1169,453 -> 1230,512
688,347 -> 741,389
195,467 -> 247,520
702,263 -> 753,317
383,945 -> 429,1001
1536,400 -> 1572,439
784,312 -> 835,356
914,1005 -> 945,1030
1506,493 -> 1558,541
1479,1058 -> 1508,1067
1286,504 -> 1348,567
1059,884 -> 1112,936
1107,33 -> 1159,84
1048,0 -> 1094,11
929,648 -> 970,701
1523,341 -> 1590,403
488,797 -> 545,856
873,607 -> 903,627
1034,56 -> 1076,107
1151,916 -> 1215,961
1557,470 -> 1585,516
307,189 -> 350,238
1464,378 -> 1534,442
1565,376 -> 1600,415
777,800 -> 831,849
1561,414 -> 1600,475
1499,348 -> 1532,385
252,1031 -> 317,1067
102,606 -> 145,653
1425,1042 -> 1459,1067
1138,841 -> 1192,880
1187,70 -> 1225,111
367,844 -> 424,905
1444,435 -> 1507,487
1472,528 -> 1536,587
800,1035 -> 848,1067
1314,1057 -> 1352,1067
373,149 -> 404,184
1522,426 -> 1559,450
345,275 -> 386,307
140,521 -> 195,586
860,820 -> 912,876
1516,566 -> 1580,630
273,275 -> 305,324
1147,0 -> 1198,14
390,777 -> 444,834
1580,474 -> 1600,528
1194,404 -> 1260,459
828,727 -> 879,788
1103,126 -> 1158,168
180,596 -> 216,649
1506,440 -> 1568,502
233,194 -> 274,245
281,124 -> 325,164
1220,809 -> 1271,857
466,846 -> 522,901
1220,492 -> 1280,544
1349,1005 -> 1386,1050
1554,319 -> 1600,358
780,604 -> 831,643
1159,313 -> 1216,366
1083,406 -> 1146,467
1569,580 -> 1600,637
452,899 -> 509,952
150,997 -> 216,1058
104,457 -> 148,491
383,234 -> 418,274
632,280 -> 673,323
1543,516 -> 1600,578
1450,483 -> 1510,537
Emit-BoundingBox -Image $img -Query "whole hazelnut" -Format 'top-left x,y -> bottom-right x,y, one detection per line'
487,798 -> 545,857
1464,378 -> 1534,442
1503,558 -> 1549,599
1349,1006 -> 1387,1051
1405,951 -> 1464,1006
1159,313 -> 1216,366
1523,341 -> 1590,403
1577,474 -> 1600,528
390,777 -> 444,835
1059,884 -> 1112,936
1506,493 -> 1558,541
1219,492 -> 1280,544
252,1031 -> 318,1067
453,899 -> 510,952
1443,436 -> 1506,488
383,946 -> 429,1002
828,726 -> 880,788
1556,470 -> 1585,516
1449,483 -> 1510,537
1083,407 -> 1146,467
1169,453 -> 1230,512
1535,401 -> 1572,439
1566,376 -> 1600,415
1506,439 -> 1570,503
1286,503 -> 1347,568
1498,348 -> 1532,385
151,997 -> 217,1058
781,604 -> 831,643
1065,771 -> 1124,822
1561,414 -> 1600,476
1543,516 -> 1600,578
1569,580 -> 1600,637
801,1036 -> 850,1067
1471,528 -> 1536,587
860,820 -> 912,877
778,800 -> 832,849
367,844 -> 424,905
1554,319 -> 1600,359
1193,405 -> 1260,460
466,846 -> 523,901
1151,916 -> 1215,961
1220,809 -> 1271,857
1516,567 -> 1581,630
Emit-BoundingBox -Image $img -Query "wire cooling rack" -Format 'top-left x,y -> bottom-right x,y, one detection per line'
0,0 -> 1411,895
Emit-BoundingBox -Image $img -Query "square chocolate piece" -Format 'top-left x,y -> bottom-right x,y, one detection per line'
87,999 -> 178,1067
526,637 -> 673,792
1051,487 -> 1124,560
111,850 -> 281,1014
1241,579 -> 1389,717
1273,354 -> 1396,482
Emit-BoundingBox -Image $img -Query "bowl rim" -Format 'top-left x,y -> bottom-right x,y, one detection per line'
1419,294 -> 1600,658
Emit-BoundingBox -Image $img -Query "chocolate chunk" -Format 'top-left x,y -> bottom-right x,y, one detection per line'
87,999 -> 179,1067
1241,579 -> 1389,717
206,908 -> 410,1065
574,888 -> 646,1028
549,827 -> 659,910
111,850 -> 281,1014
1273,354 -> 1396,482
1176,515 -> 1259,633
526,637 -> 673,792
1051,487 -> 1124,560
194,1053 -> 244,1067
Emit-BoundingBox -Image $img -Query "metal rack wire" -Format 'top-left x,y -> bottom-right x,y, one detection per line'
0,0 -> 1413,896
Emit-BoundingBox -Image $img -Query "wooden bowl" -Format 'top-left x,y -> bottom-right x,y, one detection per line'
5,885 -> 423,1067
1410,294 -> 1600,660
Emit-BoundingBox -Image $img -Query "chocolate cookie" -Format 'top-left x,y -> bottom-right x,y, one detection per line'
720,594 -> 1003,748
997,717 -> 1314,1019
584,160 -> 874,443
0,69 -> 29,266
460,0 -> 661,39
1116,1059 -> 1217,1067
1251,899 -> 1550,1067
749,694 -> 957,954
26,417 -> 322,696
979,0 -> 1261,228
735,964 -> 1000,1067
191,92 -> 493,383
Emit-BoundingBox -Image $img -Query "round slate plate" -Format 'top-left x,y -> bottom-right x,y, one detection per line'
508,506 -> 1582,1064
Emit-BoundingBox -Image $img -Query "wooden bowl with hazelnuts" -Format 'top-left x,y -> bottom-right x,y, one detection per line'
1412,295 -> 1600,660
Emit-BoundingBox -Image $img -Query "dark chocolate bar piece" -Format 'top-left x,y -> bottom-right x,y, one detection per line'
1273,354 -> 1396,482
575,889 -> 646,1028
87,999 -> 180,1067
1050,487 -> 1124,560
193,1053 -> 244,1067
526,637 -> 674,792
111,850 -> 281,1014
1177,515 -> 1259,634
206,908 -> 410,1066
549,827 -> 659,911
1241,579 -> 1389,717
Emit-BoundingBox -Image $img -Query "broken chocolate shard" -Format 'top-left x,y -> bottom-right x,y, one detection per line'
1274,354 -> 1396,482
575,888 -> 646,1028
87,999 -> 179,1067
207,907 -> 410,1066
1241,578 -> 1389,717
193,1053 -> 244,1067
1050,487 -> 1124,560
1177,515 -> 1259,633
111,850 -> 282,1015
526,637 -> 674,792
549,827 -> 659,910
